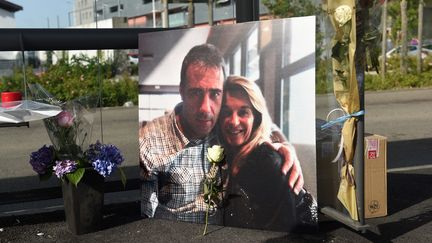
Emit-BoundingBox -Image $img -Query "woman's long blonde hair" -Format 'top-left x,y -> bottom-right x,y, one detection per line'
221,76 -> 273,172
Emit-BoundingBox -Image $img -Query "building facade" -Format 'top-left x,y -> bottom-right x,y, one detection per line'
0,1 -> 23,75
72,0 -> 268,28
0,0 -> 22,28
73,0 -> 95,26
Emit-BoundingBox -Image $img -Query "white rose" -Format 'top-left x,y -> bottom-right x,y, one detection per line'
334,5 -> 352,27
207,145 -> 224,163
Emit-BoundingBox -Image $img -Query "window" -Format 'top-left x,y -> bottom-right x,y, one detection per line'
246,28 -> 259,81
110,6 -> 118,13
169,12 -> 186,27
233,47 -> 241,75
215,0 -> 231,8
225,58 -> 230,76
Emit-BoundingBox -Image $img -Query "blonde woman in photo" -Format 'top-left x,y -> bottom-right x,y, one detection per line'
219,76 -> 317,232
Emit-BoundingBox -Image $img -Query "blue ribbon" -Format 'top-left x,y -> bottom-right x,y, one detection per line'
320,110 -> 365,130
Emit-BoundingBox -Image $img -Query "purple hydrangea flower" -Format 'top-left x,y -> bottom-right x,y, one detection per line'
53,160 -> 77,179
87,141 -> 124,177
29,145 -> 55,175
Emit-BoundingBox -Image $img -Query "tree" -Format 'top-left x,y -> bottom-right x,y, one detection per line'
262,0 -> 318,18
400,0 -> 408,74
381,0 -> 388,78
262,0 -> 322,58
417,0 -> 424,73
387,0 -> 421,44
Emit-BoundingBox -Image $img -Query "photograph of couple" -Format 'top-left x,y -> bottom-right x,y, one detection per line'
138,16 -> 318,232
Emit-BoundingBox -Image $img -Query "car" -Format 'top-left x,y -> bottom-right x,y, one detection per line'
128,53 -> 139,65
386,44 -> 432,59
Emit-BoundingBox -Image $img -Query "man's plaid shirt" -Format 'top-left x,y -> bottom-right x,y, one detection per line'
139,105 -> 221,224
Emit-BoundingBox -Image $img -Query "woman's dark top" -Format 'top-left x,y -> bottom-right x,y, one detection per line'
223,143 -> 299,232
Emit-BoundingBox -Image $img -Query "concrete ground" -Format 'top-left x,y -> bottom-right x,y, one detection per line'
0,167 -> 431,242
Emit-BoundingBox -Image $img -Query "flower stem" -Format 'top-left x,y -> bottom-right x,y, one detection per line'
203,204 -> 209,236
203,180 -> 213,236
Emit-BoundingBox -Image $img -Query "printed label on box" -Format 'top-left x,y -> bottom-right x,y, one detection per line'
368,200 -> 380,214
367,138 -> 379,159
368,150 -> 377,159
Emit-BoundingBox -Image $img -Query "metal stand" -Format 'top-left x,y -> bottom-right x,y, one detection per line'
321,1 -> 369,232
321,206 -> 369,231
0,122 -> 29,128
235,0 -> 259,23
354,3 -> 369,233
0,34 -> 30,128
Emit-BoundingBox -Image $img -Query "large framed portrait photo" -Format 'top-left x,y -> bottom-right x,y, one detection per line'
138,16 -> 317,232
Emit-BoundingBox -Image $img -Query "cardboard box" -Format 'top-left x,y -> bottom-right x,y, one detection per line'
364,134 -> 387,218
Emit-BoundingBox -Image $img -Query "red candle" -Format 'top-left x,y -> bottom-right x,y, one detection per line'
1,91 -> 22,107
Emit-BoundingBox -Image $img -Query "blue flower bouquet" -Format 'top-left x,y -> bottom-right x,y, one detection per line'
28,83 -> 126,187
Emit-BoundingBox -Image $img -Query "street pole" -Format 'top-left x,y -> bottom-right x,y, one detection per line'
188,0 -> 194,28
381,0 -> 387,79
355,4 -> 367,230
208,0 -> 214,26
400,0 -> 408,75
417,0 -> 424,74
68,12 -> 72,27
152,0 -> 157,28
94,0 -> 98,28
161,0 -> 169,28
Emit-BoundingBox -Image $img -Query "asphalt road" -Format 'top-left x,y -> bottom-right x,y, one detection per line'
317,88 -> 432,170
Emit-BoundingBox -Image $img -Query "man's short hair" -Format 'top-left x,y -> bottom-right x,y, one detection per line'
180,43 -> 225,88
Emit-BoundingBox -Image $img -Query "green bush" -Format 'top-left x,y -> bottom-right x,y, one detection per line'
101,76 -> 138,107
316,58 -> 333,94
36,55 -> 111,101
365,55 -> 432,90
1,55 -> 138,107
3,53 -> 431,105
365,71 -> 432,91
0,67 -> 38,93
385,55 -> 432,73
317,55 -> 432,94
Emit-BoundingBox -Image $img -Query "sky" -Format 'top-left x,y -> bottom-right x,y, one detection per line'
12,0 -> 73,28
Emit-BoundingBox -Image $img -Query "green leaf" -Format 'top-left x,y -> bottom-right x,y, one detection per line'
204,183 -> 209,195
118,167 -> 127,189
66,168 -> 85,187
